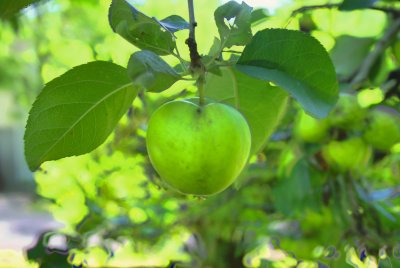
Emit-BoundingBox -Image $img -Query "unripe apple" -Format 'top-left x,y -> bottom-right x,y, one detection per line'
146,99 -> 251,196
364,109 -> 400,151
322,137 -> 371,172
293,110 -> 329,143
329,94 -> 366,130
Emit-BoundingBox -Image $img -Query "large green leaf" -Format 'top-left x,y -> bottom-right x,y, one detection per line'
273,158 -> 323,216
214,0 -> 253,48
236,29 -> 338,118
127,50 -> 180,92
24,61 -> 137,171
205,67 -> 288,153
0,0 -> 41,19
331,35 -> 374,80
108,0 -> 175,55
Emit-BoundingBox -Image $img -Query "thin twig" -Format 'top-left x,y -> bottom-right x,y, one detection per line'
172,50 -> 188,71
350,17 -> 400,90
291,3 -> 340,17
291,4 -> 400,91
222,50 -> 242,54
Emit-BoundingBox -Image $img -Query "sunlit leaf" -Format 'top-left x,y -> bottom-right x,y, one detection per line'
205,37 -> 222,67
312,9 -> 386,38
53,190 -> 89,225
109,0 -> 175,55
357,88 -> 383,108
84,247 -> 110,267
25,61 -> 138,171
205,67 -> 288,153
214,0 -> 253,48
127,50 -> 180,92
237,29 -> 338,118
49,39 -> 94,68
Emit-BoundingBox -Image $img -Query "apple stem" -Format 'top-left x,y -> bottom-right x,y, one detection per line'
186,0 -> 206,106
198,75 -> 205,106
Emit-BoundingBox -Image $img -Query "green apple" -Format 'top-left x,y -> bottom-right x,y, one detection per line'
329,94 -> 366,130
364,109 -> 400,151
322,137 -> 371,172
293,110 -> 329,143
146,99 -> 251,196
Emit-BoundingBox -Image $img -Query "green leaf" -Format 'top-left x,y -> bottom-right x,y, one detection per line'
127,50 -> 180,92
205,67 -> 288,153
108,0 -> 175,55
369,52 -> 392,86
26,232 -> 47,261
251,8 -> 269,26
392,40 -> 400,63
0,0 -> 41,19
339,0 -> 378,11
273,158 -> 323,216
331,35 -> 374,80
236,29 -> 338,118
24,61 -> 138,171
214,1 -> 253,48
208,37 -> 222,57
26,232 -> 71,268
158,15 -> 189,33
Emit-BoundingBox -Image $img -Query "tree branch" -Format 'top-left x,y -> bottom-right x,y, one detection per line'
291,3 -> 340,17
291,3 -> 400,17
350,17 -> 400,90
187,0 -> 196,40
186,0 -> 206,106
370,6 -> 400,16
186,0 -> 202,70
292,4 -> 400,90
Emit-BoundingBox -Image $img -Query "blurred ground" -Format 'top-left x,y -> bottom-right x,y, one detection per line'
0,194 -> 61,250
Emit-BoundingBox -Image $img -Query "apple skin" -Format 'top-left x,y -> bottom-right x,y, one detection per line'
322,137 -> 371,172
294,110 -> 329,143
329,94 -> 366,130
146,99 -> 251,196
364,110 -> 400,151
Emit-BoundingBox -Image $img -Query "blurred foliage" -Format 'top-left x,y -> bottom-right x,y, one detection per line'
1,0 -> 400,267
0,0 -> 42,20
